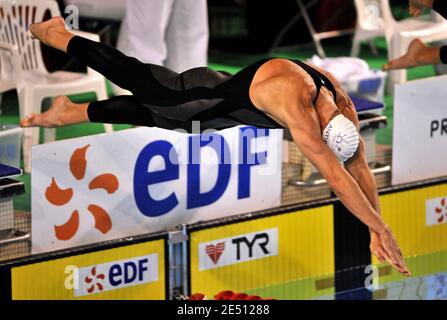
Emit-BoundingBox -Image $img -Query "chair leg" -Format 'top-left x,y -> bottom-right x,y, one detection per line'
297,0 -> 326,58
22,127 -> 41,173
388,68 -> 407,89
351,32 -> 362,57
44,128 -> 56,143
17,89 -> 41,173
314,38 -> 326,59
95,82 -> 114,134
44,98 -> 56,143
368,39 -> 379,56
104,125 -> 113,134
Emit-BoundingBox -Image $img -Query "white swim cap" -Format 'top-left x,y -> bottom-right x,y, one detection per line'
322,114 -> 359,163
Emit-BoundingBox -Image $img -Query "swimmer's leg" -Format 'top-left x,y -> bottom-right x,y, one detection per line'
20,95 -> 156,128
30,17 -> 156,94
30,17 -> 231,104
65,36 -> 230,105
87,96 -> 157,126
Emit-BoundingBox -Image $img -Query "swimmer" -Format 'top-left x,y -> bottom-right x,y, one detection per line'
383,0 -> 447,71
22,17 -> 410,276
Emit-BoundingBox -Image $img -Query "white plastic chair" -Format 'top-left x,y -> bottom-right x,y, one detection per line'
352,0 -> 447,89
351,0 -> 385,57
0,39 -> 19,114
0,0 -> 113,172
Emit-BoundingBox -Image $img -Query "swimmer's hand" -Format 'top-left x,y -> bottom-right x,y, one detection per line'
370,229 -> 411,276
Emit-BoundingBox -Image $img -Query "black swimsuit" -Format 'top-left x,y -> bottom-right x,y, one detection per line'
67,36 -> 337,132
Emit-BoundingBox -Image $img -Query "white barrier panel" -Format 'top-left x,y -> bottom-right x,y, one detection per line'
392,75 -> 447,185
31,126 -> 283,253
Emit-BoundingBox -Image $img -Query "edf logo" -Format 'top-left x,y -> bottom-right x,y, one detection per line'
109,258 -> 149,287
65,254 -> 158,297
133,127 -> 270,217
199,228 -> 279,271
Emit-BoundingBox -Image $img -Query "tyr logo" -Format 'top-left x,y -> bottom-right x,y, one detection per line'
231,233 -> 270,260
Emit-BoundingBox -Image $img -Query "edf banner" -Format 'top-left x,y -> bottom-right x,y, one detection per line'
31,126 -> 283,253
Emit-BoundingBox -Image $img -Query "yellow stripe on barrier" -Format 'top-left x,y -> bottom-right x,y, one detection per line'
373,184 -> 447,287
375,183 -> 447,262
190,205 -> 334,299
11,240 -> 165,300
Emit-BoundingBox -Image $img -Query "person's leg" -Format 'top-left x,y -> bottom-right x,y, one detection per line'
112,0 -> 175,95
31,17 -> 216,105
117,0 -> 174,65
30,17 -> 152,94
87,96 -> 157,126
165,0 -> 209,72
30,17 -> 230,100
66,36 -> 150,94
383,38 -> 442,70
20,95 -> 157,128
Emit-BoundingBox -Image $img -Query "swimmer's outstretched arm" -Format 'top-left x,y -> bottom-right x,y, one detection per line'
335,92 -> 385,262
288,113 -> 410,276
322,75 -> 408,274
344,138 -> 390,260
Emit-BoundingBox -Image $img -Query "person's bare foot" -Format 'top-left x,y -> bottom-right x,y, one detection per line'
383,38 -> 441,70
20,96 -> 71,128
29,16 -> 66,46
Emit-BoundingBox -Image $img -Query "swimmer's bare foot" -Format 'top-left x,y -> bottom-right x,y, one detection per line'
21,96 -> 69,128
29,17 -> 73,52
383,38 -> 441,70
20,96 -> 89,128
29,17 -> 65,44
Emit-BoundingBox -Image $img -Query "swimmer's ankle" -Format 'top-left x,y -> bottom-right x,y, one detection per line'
46,28 -> 74,52
60,102 -> 90,126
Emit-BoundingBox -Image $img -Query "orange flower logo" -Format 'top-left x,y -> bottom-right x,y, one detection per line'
435,198 -> 447,224
45,145 -> 119,240
84,267 -> 105,294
